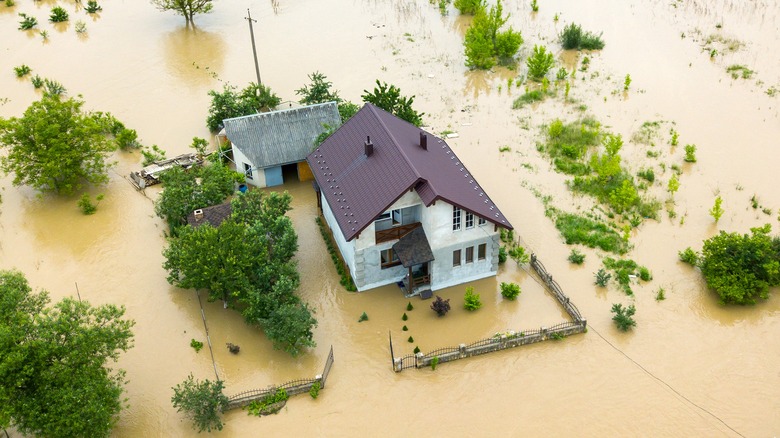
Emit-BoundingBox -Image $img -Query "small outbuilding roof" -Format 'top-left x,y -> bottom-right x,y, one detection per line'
392,227 -> 435,267
186,203 -> 232,228
224,102 -> 341,169
307,103 -> 512,242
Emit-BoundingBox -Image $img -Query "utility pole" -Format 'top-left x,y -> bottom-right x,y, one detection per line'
245,9 -> 262,87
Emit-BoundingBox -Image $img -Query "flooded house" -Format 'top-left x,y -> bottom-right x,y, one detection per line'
223,102 -> 341,188
307,103 -> 513,296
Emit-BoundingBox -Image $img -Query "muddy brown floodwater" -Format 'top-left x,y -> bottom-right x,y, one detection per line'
2,0 -> 780,436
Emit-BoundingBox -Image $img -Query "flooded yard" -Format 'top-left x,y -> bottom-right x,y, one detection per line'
1,0 -> 779,436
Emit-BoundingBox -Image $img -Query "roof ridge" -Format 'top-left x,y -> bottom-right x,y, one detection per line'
224,101 -> 338,123
367,104 -> 421,180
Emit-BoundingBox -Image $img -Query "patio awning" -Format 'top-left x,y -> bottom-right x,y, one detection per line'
392,226 -> 435,268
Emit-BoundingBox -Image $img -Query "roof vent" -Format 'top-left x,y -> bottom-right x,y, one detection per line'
194,209 -> 203,219
420,132 -> 428,150
365,136 -> 373,157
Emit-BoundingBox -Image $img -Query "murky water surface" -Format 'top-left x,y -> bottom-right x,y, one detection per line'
2,0 -> 780,436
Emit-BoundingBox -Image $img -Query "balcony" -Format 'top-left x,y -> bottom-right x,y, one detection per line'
375,222 -> 421,244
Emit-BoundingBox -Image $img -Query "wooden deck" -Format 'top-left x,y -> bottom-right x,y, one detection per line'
129,153 -> 203,189
375,222 -> 421,244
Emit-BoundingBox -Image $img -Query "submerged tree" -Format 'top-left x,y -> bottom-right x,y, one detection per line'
0,94 -> 119,195
171,374 -> 229,433
205,82 -> 281,132
464,0 -> 523,69
151,0 -> 213,23
362,80 -> 424,126
0,270 -> 135,438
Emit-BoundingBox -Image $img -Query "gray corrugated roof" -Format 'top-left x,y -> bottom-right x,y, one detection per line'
224,102 -> 341,169
307,103 -> 512,242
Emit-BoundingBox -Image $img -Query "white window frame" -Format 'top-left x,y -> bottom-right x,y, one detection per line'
465,211 -> 474,229
453,206 -> 462,231
478,217 -> 487,226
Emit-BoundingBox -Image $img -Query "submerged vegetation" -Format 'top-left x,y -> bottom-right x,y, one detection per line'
463,0 -> 523,69
559,23 -> 605,50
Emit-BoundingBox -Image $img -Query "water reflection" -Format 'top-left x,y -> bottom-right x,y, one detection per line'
161,25 -> 225,87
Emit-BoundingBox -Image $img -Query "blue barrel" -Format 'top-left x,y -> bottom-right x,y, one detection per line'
238,184 -> 248,193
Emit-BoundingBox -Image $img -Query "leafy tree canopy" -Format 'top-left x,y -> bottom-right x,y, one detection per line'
362,80 -> 424,126
163,190 -> 316,355
699,224 -> 780,304
0,94 -> 121,195
171,374 -> 229,433
206,82 -> 281,132
296,71 -> 341,105
0,270 -> 134,438
151,0 -> 213,23
464,0 -> 523,69
155,163 -> 244,233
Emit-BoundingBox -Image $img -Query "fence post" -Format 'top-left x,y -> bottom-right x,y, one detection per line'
459,343 -> 466,358
540,326 -> 547,340
415,352 -> 424,368
393,358 -> 402,373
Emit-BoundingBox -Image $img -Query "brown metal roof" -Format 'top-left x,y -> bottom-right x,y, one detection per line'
306,103 -> 512,242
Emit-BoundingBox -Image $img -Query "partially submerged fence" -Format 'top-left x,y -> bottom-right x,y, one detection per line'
392,253 -> 587,372
226,346 -> 334,410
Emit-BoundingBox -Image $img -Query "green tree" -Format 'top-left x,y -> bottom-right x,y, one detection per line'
260,300 -> 317,356
150,0 -> 213,23
362,80 -> 424,126
171,374 -> 229,433
296,71 -> 341,105
608,179 -> 638,213
526,45 -> 555,80
205,82 -> 281,132
0,270 -> 134,438
453,0 -> 484,14
155,163 -> 242,233
611,303 -> 636,331
590,134 -> 623,184
699,224 -> 780,304
0,94 -> 119,196
667,173 -> 680,198
464,0 -> 523,69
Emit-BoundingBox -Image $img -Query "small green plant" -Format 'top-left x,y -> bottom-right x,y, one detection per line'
623,74 -> 631,91
18,13 -> 38,30
43,78 -> 65,95
431,356 -> 439,370
750,194 -> 759,209
670,129 -> 679,146
85,0 -> 102,13
498,246 -> 507,264
405,302 -> 413,312
358,312 -> 368,322
526,45 -> 555,81
638,266 -> 652,281
667,174 -> 680,199
595,268 -> 611,287
402,312 -> 408,321
500,282 -> 521,300
141,144 -> 166,166
683,144 -> 697,162
564,81 -> 571,100
678,247 -> 699,265
553,12 -> 559,22
568,249 -> 585,265
431,295 -> 451,316
611,303 -> 637,332
710,196 -> 724,223
309,381 -> 321,399
75,20 -> 87,34
77,193 -> 104,215
637,168 -> 655,183
498,145 -> 511,152
463,287 -> 482,311
438,0 -> 448,15
39,30 -> 49,41
709,48 -> 718,58
402,325 -> 408,331
550,332 -> 564,340
246,388 -> 288,416
190,338 -> 204,353
655,287 -> 666,301
407,336 -> 414,343
530,0 -> 538,12
560,23 -> 605,50
49,6 -> 69,22
5,0 -> 15,6
13,65 -> 31,77
30,74 -> 43,88
508,245 -> 530,265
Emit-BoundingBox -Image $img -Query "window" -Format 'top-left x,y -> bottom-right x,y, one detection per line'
478,217 -> 487,226
376,209 -> 401,225
465,211 -> 474,229
465,246 -> 474,263
453,206 -> 462,231
478,243 -> 486,260
243,163 -> 253,180
380,248 -> 401,269
452,249 -> 461,267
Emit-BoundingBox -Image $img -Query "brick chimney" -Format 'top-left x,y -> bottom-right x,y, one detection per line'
420,132 -> 427,150
365,136 -> 373,157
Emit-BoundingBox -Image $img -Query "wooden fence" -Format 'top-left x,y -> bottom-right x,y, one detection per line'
391,253 -> 587,372
226,346 -> 334,410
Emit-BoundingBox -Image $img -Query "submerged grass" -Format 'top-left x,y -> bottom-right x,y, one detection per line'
551,209 -> 629,254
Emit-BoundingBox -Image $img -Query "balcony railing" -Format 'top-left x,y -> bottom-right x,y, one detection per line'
375,222 -> 421,244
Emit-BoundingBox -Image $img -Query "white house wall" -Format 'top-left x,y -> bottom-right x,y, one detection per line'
232,145 -> 267,188
321,192 -> 356,274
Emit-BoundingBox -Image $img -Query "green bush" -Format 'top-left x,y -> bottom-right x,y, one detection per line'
568,249 -> 585,264
413,346 -> 421,354
407,336 -> 414,343
498,246 -> 507,263
77,194 -> 104,215
554,211 -> 629,254
638,266 -> 652,281
402,312 -> 408,321
431,356 -> 439,371
49,6 -> 68,22
453,0 -> 484,14
246,388 -> 288,416
190,339 -> 204,352
500,282 -> 521,300
464,0 -> 523,69
85,1 -> 102,13
560,23 -> 605,50
402,325 -> 408,331
611,303 -> 636,331
637,168 -> 655,183
406,302 -> 414,311
463,287 -> 482,311
508,245 -> 530,265
309,381 -> 321,399
678,247 -> 699,265
526,45 -> 555,81
13,65 -> 31,77
358,312 -> 368,322
18,13 -> 38,30
684,144 -> 697,163
595,268 -> 611,287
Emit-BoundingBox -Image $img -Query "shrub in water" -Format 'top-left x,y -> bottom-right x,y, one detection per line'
559,23 -> 605,50
190,339 -> 204,353
678,247 -> 698,265
431,356 -> 439,371
568,249 -> 585,264
13,65 -> 31,77
49,6 -> 68,22
407,336 -> 414,343
684,144 -> 697,162
500,282 -> 521,300
18,13 -> 38,30
358,312 -> 368,322
407,302 -> 414,311
413,346 -> 420,354
595,268 -> 611,287
638,266 -> 652,281
498,246 -> 507,263
309,381 -> 321,399
463,287 -> 482,311
430,295 -> 451,316
611,303 -> 636,331
402,312 -> 408,321
402,325 -> 408,331
526,45 -> 555,81
85,0 -> 102,13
